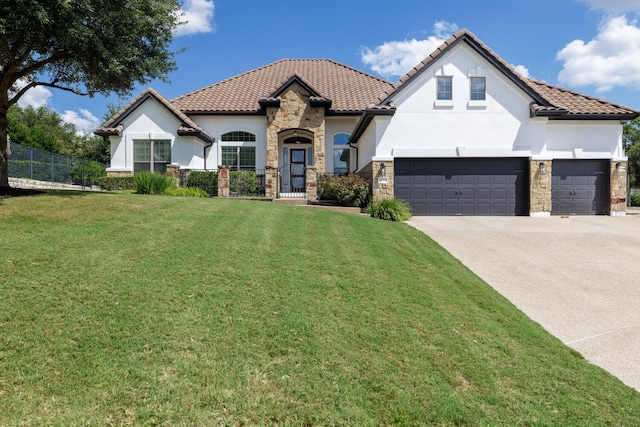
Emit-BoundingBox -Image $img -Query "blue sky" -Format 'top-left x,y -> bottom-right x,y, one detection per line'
21,0 -> 640,133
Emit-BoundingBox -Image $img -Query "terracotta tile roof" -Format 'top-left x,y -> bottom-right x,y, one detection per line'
171,59 -> 395,113
95,88 -> 213,143
379,29 -> 638,119
527,79 -> 637,117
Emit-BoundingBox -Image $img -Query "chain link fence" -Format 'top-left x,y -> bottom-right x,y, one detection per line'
8,142 -> 108,187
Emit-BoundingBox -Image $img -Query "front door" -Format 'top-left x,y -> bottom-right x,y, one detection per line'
290,149 -> 306,191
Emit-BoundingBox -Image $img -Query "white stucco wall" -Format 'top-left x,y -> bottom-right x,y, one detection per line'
107,97 -> 208,172
368,43 -> 623,161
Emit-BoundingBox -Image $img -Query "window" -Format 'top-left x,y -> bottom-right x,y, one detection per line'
221,146 -> 256,170
437,76 -> 453,100
333,134 -> 350,176
134,140 -> 171,174
470,76 -> 486,101
221,131 -> 257,170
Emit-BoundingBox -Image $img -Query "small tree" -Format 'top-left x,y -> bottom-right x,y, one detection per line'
0,0 -> 182,188
623,117 -> 640,187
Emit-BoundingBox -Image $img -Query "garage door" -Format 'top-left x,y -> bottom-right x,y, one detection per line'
394,158 -> 529,216
551,160 -> 609,215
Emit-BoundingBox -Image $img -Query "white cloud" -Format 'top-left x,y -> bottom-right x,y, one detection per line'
557,16 -> 640,92
61,109 -> 101,134
361,21 -> 458,79
14,80 -> 52,109
175,0 -> 215,36
512,64 -> 531,79
578,0 -> 640,13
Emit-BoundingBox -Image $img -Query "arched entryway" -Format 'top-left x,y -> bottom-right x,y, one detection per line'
278,128 -> 313,195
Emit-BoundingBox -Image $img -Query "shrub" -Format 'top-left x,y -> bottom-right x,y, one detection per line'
187,171 -> 218,196
366,198 -> 412,221
230,170 -> 265,196
318,174 -> 369,207
70,160 -> 107,186
9,159 -> 72,183
95,176 -> 136,191
631,193 -> 640,207
134,172 -> 177,195
164,187 -> 208,197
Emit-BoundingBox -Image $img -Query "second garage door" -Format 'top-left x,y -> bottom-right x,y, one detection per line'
394,158 -> 529,216
551,160 -> 609,215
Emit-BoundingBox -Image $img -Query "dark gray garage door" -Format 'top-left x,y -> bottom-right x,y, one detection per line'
394,158 -> 528,216
551,160 -> 609,215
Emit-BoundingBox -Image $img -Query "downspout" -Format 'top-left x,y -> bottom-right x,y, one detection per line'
203,138 -> 215,170
348,139 -> 358,174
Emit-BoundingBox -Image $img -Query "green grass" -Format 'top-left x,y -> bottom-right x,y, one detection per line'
1,192 -> 639,425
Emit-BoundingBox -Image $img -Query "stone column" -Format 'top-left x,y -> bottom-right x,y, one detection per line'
371,160 -> 394,202
530,160 -> 552,216
265,166 -> 278,199
306,167 -> 317,201
218,166 -> 230,198
610,160 -> 628,216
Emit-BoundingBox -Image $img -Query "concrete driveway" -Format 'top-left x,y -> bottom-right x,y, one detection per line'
408,214 -> 640,392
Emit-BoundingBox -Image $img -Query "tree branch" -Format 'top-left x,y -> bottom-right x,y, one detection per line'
8,79 -> 88,107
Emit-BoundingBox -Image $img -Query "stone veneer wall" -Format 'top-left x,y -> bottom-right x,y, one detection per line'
359,160 -> 395,202
610,160 -> 627,215
265,82 -> 325,198
530,160 -> 552,215
107,170 -> 132,177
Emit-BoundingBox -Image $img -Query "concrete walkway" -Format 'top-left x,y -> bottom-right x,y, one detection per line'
408,214 -> 640,392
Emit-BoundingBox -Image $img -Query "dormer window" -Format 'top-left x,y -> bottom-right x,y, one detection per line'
436,76 -> 453,100
470,77 -> 486,101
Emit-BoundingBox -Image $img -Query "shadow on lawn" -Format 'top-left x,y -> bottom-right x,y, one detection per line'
0,187 -> 94,205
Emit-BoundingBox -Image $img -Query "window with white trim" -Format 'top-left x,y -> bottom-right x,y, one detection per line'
333,134 -> 350,176
134,139 -> 171,174
221,131 -> 256,170
437,76 -> 453,100
470,76 -> 486,101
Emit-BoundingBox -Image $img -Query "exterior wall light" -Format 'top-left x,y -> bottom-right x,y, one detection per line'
539,161 -> 547,175
380,162 -> 386,175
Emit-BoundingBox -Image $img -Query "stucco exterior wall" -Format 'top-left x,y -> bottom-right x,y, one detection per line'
371,44 -> 623,162
107,98 -> 207,173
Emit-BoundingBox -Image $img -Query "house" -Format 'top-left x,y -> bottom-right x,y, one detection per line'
96,29 -> 638,216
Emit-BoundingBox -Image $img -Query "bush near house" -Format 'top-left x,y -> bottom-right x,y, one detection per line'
186,170 -> 218,196
69,160 -> 106,186
318,174 -> 369,207
230,170 -> 265,196
630,193 -> 640,207
366,197 -> 412,221
163,187 -> 208,197
133,172 -> 176,195
95,176 -> 136,191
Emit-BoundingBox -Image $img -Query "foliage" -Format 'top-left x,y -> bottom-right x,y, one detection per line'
7,104 -> 110,163
69,160 -> 106,186
0,0 -> 182,187
366,197 -> 412,221
186,170 -> 218,196
95,176 -> 135,191
630,193 -> 640,207
2,194 -> 640,424
134,172 -> 176,195
230,170 -> 265,196
624,117 -> 640,187
163,186 -> 209,197
318,174 -> 370,207
8,105 -> 76,154
8,159 -> 72,183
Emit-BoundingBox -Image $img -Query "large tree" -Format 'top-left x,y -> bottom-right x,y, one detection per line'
0,0 -> 182,188
624,117 -> 640,188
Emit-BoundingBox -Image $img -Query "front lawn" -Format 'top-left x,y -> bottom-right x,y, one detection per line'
1,192 -> 639,425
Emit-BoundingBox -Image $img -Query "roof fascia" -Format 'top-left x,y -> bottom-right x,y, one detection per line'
349,106 -> 396,145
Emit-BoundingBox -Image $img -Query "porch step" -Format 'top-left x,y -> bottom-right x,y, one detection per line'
273,198 -> 308,205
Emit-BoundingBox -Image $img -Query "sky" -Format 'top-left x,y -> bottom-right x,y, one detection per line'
20,0 -> 640,133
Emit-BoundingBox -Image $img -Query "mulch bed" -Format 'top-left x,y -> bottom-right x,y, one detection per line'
0,187 -> 43,198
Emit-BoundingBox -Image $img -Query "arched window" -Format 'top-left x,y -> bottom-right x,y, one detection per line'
221,131 -> 256,170
333,134 -> 350,176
